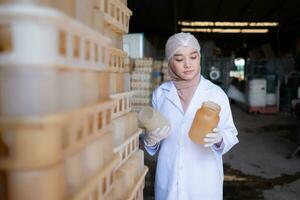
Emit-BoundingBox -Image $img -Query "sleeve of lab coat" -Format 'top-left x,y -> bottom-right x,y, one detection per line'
143,88 -> 161,156
212,93 -> 239,155
143,140 -> 160,156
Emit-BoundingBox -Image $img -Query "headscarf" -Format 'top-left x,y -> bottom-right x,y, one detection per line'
165,32 -> 201,112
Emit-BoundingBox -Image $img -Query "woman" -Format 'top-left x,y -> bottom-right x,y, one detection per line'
143,32 -> 239,200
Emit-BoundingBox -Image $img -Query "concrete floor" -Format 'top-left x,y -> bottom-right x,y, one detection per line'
143,103 -> 300,200
223,103 -> 300,200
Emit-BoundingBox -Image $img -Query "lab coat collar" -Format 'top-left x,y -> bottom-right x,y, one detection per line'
164,81 -> 184,114
161,76 -> 210,115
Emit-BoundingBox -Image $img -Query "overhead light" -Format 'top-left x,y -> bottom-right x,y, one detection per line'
178,21 -> 279,27
178,21 -> 214,26
181,28 -> 212,32
214,22 -> 249,27
181,27 -> 269,33
249,22 -> 278,27
212,28 -> 241,33
241,29 -> 268,33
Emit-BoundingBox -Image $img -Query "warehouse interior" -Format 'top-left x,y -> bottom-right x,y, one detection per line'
126,0 -> 300,199
0,0 -> 299,200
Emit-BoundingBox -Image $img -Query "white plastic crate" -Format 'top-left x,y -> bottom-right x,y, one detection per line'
0,4 -> 111,70
124,57 -> 133,72
109,72 -> 126,94
6,162 -> 66,200
81,71 -> 101,106
97,0 -> 132,34
64,150 -> 85,196
106,151 -> 147,200
105,29 -> 124,49
112,112 -> 138,147
0,132 -> 115,200
108,47 -> 128,72
75,0 -> 94,27
0,68 -> 112,117
110,91 -> 135,119
0,0 -> 76,17
125,166 -> 148,200
83,132 -> 114,181
66,132 -> 114,197
0,100 -> 115,170
0,67 -> 60,117
107,72 -> 130,95
71,156 -> 119,200
113,128 -> 142,169
124,72 -> 131,92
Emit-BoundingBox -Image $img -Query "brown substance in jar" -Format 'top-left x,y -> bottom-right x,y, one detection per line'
189,101 -> 221,144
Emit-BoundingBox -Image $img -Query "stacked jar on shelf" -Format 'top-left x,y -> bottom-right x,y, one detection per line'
130,58 -> 153,112
162,60 -> 171,82
0,0 -> 147,200
152,60 -> 163,88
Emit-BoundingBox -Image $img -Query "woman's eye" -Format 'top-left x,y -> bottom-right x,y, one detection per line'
175,58 -> 183,62
191,56 -> 197,59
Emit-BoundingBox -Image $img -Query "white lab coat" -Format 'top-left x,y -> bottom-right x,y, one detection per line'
145,76 -> 239,200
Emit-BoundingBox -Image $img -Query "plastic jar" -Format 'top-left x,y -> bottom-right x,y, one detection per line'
138,106 -> 169,132
189,101 -> 221,145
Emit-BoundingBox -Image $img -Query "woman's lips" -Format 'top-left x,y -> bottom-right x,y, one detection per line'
183,70 -> 194,74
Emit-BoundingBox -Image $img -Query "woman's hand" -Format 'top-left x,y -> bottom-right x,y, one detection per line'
144,126 -> 171,147
203,128 -> 223,148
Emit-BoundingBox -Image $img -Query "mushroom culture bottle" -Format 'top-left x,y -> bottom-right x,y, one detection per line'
189,101 -> 221,144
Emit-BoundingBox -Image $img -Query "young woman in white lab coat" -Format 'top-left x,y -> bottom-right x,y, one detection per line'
143,32 -> 239,200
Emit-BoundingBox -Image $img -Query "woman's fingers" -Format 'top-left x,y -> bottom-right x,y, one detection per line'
205,133 -> 218,138
213,128 -> 219,132
204,142 -> 214,147
160,126 -> 171,138
203,137 -> 216,143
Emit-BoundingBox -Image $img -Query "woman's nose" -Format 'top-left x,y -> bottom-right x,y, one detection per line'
184,59 -> 192,68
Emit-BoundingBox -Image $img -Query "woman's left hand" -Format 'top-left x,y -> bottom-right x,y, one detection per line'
203,128 -> 223,148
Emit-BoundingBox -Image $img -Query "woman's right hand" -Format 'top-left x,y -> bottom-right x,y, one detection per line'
144,126 -> 171,147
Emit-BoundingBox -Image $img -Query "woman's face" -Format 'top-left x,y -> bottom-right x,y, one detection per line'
170,46 -> 201,80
